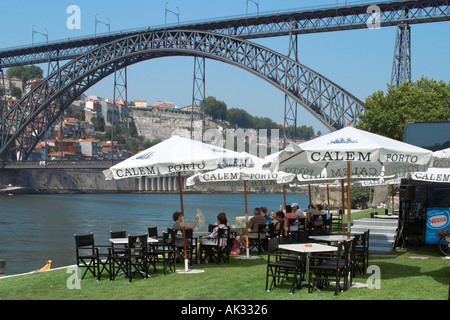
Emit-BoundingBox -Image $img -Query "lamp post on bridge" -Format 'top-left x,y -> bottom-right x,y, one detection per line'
95,14 -> 110,36
32,25 -> 48,46
246,0 -> 259,16
165,2 -> 180,27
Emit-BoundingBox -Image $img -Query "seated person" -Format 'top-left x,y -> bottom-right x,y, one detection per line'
306,205 -> 322,222
310,205 -> 326,228
292,202 -> 306,219
285,205 -> 298,232
261,206 -> 272,224
199,212 -> 228,246
316,204 -> 329,219
268,210 -> 285,238
247,207 -> 267,238
172,211 -> 199,247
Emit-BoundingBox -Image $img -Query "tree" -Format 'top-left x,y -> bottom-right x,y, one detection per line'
357,77 -> 450,141
296,125 -> 315,140
226,108 -> 254,128
10,87 -> 22,99
201,96 -> 227,120
91,116 -> 105,132
6,65 -> 44,87
351,186 -> 370,209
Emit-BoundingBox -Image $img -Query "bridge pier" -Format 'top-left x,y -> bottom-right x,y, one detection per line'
164,177 -> 169,192
144,177 -> 150,191
138,176 -> 144,192
170,176 -> 175,192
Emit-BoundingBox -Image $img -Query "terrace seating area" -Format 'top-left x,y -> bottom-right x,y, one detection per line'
74,225 -> 233,283
74,221 -> 371,295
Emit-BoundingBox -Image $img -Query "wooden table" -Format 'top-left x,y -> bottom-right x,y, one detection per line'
278,243 -> 338,291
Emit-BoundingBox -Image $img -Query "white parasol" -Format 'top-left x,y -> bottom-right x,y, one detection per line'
412,147 -> 450,183
187,154 -> 295,259
103,135 -> 255,273
266,126 -> 434,239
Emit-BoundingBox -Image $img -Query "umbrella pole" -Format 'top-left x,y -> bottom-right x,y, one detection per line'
308,184 -> 312,224
177,172 -> 189,272
283,184 -> 287,236
341,179 -> 345,235
235,180 -> 261,260
327,184 -> 330,218
244,180 -> 249,258
346,161 -> 351,240
391,184 -> 395,215
308,184 -> 312,207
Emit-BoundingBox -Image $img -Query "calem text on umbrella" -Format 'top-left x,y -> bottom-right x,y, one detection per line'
309,151 -> 372,162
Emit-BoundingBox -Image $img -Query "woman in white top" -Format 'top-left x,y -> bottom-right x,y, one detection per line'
199,212 -> 228,246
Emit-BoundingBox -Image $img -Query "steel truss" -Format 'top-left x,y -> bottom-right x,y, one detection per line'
391,23 -> 411,86
112,66 -> 128,158
0,1 -> 448,68
0,30 -> 364,160
283,20 -> 299,148
191,56 -> 206,139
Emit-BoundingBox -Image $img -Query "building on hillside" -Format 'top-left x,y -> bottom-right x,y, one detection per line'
78,139 -> 103,159
148,101 -> 177,109
9,77 -> 22,90
102,141 -> 118,160
134,100 -> 147,108
45,139 -> 82,160
84,95 -> 127,124
179,104 -> 201,113
23,78 -> 43,95
84,99 -> 103,122
0,75 -> 11,98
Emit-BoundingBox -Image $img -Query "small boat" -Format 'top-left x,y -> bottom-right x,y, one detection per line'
31,260 -> 52,273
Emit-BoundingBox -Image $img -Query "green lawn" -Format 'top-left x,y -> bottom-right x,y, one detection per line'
0,209 -> 448,300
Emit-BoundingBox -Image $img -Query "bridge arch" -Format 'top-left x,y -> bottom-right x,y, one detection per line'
0,29 -> 364,160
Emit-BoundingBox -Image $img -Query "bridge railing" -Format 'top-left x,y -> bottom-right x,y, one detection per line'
0,160 -> 122,169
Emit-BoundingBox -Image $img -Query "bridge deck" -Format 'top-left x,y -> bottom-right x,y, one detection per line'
0,0 -> 448,67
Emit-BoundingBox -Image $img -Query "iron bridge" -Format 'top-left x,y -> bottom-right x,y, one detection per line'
0,0 -> 448,161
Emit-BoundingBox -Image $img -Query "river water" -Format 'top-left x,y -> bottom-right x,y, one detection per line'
0,192 -> 309,275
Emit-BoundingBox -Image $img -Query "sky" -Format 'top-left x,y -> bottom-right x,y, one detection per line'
1,0 -> 449,134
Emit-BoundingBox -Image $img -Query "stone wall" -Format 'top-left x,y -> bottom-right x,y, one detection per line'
131,106 -> 224,141
17,169 -> 138,193
1,169 -> 194,193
